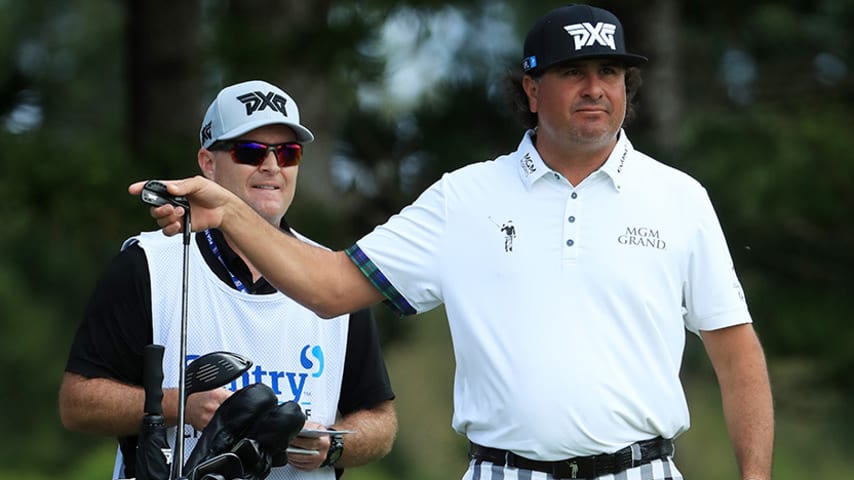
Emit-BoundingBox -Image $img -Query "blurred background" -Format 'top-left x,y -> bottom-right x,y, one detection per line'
1,0 -> 852,478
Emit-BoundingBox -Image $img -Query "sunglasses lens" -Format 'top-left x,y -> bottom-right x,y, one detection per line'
278,143 -> 302,167
234,143 -> 268,165
230,142 -> 302,167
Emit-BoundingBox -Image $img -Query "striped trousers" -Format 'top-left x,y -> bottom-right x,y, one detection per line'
462,458 -> 684,480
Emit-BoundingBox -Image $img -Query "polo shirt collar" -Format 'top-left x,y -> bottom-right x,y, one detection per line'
515,129 -> 634,192
597,129 -> 633,192
515,129 -> 553,189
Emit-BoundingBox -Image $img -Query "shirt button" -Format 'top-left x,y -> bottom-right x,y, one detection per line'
566,239 -> 575,247
571,192 -> 578,199
568,216 -> 576,223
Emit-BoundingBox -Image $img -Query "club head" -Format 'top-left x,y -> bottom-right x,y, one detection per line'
188,452 -> 244,480
185,351 -> 253,397
197,475 -> 226,480
141,180 -> 190,209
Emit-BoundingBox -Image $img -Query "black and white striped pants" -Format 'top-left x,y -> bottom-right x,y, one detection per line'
463,458 -> 684,480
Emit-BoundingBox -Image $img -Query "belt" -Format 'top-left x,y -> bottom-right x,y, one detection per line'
468,437 -> 674,479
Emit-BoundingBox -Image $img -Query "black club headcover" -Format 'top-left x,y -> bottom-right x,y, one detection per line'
230,438 -> 272,480
188,451 -> 244,480
183,383 -> 278,475
244,400 -> 306,468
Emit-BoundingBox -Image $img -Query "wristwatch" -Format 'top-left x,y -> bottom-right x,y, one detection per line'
321,430 -> 344,467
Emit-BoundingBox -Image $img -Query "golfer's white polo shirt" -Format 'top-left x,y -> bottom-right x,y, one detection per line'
348,130 -> 752,460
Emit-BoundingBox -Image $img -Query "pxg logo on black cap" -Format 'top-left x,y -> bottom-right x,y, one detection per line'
522,4 -> 647,75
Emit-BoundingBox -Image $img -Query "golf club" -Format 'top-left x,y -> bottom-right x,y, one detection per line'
185,351 -> 253,398
189,452 -> 244,480
140,180 -> 192,479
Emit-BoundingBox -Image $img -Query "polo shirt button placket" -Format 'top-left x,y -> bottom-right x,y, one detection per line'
566,191 -> 579,249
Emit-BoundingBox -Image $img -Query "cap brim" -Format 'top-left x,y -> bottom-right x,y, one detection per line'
615,53 -> 648,67
526,52 -> 648,75
214,119 -> 315,146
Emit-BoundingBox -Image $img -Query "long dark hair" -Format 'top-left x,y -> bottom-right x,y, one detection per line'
502,66 -> 643,130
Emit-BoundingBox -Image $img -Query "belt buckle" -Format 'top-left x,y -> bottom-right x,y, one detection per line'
563,460 -> 579,479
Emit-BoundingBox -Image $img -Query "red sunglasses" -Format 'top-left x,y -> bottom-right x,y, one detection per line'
209,140 -> 302,168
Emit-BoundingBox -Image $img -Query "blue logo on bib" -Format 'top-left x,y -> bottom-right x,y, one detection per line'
300,344 -> 325,378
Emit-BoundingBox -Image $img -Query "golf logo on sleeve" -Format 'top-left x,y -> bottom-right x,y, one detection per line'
300,344 -> 325,378
731,265 -> 746,302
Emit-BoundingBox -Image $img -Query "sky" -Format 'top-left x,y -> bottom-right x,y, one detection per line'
357,3 -> 518,112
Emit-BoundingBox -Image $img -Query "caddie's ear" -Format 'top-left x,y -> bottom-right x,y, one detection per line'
198,147 -> 216,180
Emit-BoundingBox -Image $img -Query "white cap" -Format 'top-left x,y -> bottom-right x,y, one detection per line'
199,80 -> 314,148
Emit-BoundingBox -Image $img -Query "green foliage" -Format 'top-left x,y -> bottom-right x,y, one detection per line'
2,0 -> 854,477
679,102 -> 854,402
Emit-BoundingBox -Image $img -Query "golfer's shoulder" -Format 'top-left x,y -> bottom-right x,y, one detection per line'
441,155 -> 517,187
630,151 -> 706,194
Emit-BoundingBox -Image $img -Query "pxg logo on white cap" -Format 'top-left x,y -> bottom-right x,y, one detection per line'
200,80 -> 314,148
522,4 -> 646,75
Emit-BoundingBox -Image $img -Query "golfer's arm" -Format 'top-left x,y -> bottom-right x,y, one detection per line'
702,324 -> 774,480
332,400 -> 397,469
59,373 -> 186,436
221,200 -> 383,318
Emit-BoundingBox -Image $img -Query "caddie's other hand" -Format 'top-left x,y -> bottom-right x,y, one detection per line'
186,387 -> 233,431
286,421 -> 330,471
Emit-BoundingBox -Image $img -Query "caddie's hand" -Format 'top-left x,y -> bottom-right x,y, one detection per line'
286,420 -> 331,471
185,387 -> 233,431
128,176 -> 231,235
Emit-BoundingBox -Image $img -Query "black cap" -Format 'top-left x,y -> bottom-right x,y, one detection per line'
522,4 -> 647,75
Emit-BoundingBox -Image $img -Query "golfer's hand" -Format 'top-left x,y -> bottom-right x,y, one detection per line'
128,176 -> 230,235
185,387 -> 233,431
286,420 -> 332,471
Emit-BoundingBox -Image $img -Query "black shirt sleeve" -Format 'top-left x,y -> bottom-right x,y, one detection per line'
338,308 -> 395,415
64,243 -> 152,386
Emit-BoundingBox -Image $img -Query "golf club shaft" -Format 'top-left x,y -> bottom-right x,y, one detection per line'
173,213 -> 191,479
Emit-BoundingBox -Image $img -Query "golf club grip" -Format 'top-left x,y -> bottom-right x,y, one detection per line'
143,344 -> 166,415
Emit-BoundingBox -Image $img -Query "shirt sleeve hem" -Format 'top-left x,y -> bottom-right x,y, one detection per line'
345,244 -> 416,316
